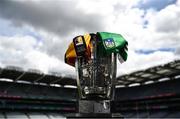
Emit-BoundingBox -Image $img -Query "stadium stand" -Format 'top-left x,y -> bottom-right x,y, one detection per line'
0,60 -> 180,118
0,81 -> 77,117
112,60 -> 180,118
0,81 -> 77,99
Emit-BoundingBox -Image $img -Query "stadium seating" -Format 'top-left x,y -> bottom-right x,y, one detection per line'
115,77 -> 180,100
0,60 -> 180,118
112,77 -> 180,118
0,81 -> 77,100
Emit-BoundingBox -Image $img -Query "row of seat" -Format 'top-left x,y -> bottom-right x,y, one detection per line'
115,77 -> 180,100
121,111 -> 180,118
0,81 -> 77,100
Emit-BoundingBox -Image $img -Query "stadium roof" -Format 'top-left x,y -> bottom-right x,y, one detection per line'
0,60 -> 180,87
0,66 -> 76,86
116,60 -> 180,87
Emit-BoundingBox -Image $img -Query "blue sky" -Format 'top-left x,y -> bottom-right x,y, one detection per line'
137,0 -> 177,11
0,18 -> 42,41
136,48 -> 175,54
0,18 -> 22,36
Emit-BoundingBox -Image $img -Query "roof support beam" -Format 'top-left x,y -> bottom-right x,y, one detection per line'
129,74 -> 145,82
14,71 -> 26,82
49,77 -> 62,84
0,68 -> 3,76
164,66 -> 180,72
34,74 -> 45,83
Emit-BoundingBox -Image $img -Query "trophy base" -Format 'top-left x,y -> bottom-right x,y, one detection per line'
66,113 -> 123,118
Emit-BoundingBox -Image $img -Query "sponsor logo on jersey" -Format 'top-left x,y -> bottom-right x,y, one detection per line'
104,38 -> 115,48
